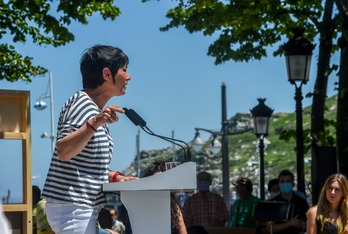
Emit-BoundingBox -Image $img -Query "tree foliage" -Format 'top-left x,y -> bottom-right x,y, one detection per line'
142,0 -> 348,175
0,0 -> 120,82
150,0 -> 323,64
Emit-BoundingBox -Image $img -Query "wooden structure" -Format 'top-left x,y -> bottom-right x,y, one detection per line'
0,90 -> 32,234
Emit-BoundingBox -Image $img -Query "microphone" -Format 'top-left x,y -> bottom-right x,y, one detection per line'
123,107 -> 191,162
127,109 -> 147,127
123,107 -> 142,126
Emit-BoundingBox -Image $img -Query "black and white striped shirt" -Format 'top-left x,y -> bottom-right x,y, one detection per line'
42,91 -> 113,208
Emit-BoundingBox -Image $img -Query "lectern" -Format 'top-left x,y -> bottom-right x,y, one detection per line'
103,162 -> 197,234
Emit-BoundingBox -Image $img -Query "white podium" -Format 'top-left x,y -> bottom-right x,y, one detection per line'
103,162 -> 197,234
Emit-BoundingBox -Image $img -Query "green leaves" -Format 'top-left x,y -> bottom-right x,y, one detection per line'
0,0 -> 120,82
157,0 -> 322,64
0,44 -> 47,82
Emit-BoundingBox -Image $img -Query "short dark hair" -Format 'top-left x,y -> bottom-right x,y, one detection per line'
98,207 -> 113,229
278,170 -> 295,182
268,178 -> 279,192
197,171 -> 212,184
234,177 -> 253,192
80,44 -> 129,89
32,185 -> 41,204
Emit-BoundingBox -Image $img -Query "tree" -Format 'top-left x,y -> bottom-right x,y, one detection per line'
147,0 -> 333,143
335,0 -> 348,175
0,0 -> 120,82
142,0 -> 348,187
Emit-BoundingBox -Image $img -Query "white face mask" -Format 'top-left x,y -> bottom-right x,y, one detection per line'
269,191 -> 280,199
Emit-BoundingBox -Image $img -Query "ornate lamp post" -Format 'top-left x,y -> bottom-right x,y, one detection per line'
282,29 -> 315,194
33,71 -> 55,155
250,98 -> 273,200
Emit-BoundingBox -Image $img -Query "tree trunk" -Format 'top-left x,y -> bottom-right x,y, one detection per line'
311,0 -> 334,201
337,27 -> 348,175
311,0 -> 334,141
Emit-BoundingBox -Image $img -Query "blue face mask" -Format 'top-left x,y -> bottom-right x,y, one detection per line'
280,182 -> 293,193
197,180 -> 210,192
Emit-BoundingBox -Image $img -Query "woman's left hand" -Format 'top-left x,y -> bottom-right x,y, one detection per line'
116,175 -> 138,182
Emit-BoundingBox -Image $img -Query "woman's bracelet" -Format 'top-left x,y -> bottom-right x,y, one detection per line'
86,121 -> 97,132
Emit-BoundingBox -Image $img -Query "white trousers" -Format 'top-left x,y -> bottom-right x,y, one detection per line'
46,202 -> 100,234
0,203 -> 11,234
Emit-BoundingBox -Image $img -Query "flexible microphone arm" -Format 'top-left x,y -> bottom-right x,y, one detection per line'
141,125 -> 189,162
143,126 -> 192,161
123,108 -> 191,162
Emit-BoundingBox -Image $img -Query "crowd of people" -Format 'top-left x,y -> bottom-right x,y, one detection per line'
3,44 -> 344,234
29,166 -> 348,234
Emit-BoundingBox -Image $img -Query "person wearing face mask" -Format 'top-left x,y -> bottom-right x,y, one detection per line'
183,171 -> 229,228
229,177 -> 261,228
267,169 -> 309,234
267,178 -> 280,200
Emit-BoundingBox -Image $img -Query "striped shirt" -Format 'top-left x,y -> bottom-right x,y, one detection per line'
42,91 -> 113,208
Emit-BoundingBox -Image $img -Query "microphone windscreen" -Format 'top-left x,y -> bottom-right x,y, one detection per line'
123,107 -> 140,126
129,109 -> 147,127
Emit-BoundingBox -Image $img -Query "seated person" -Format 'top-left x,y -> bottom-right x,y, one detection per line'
109,207 -> 125,234
267,178 -> 280,200
98,207 -> 119,234
258,170 -> 309,234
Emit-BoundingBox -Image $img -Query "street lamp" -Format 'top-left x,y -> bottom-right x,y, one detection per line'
282,29 -> 315,195
190,83 -> 229,206
191,129 -> 222,155
250,98 -> 273,200
191,83 -> 252,206
34,71 -> 55,155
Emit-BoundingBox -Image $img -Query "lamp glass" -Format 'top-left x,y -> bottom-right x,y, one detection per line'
34,100 -> 47,110
253,116 -> 269,135
191,133 -> 205,152
210,137 -> 222,155
286,55 -> 312,82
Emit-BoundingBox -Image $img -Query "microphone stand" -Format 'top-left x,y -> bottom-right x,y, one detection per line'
140,124 -> 191,162
124,108 -> 191,162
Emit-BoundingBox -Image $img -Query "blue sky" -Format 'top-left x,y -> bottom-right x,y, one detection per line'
0,1 -> 338,199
